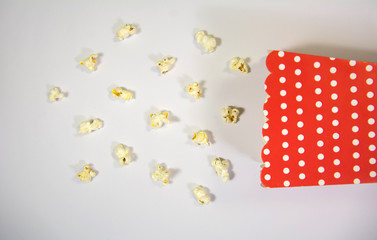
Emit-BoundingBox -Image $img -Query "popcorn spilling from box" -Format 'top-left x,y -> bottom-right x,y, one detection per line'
261,50 -> 377,188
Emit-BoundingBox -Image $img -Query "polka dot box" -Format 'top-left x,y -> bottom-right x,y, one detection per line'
261,50 -> 377,188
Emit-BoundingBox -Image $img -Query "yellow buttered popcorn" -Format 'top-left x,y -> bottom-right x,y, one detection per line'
150,111 -> 171,129
157,57 -> 176,75
151,164 -> 170,185
49,87 -> 64,102
78,118 -> 103,134
229,57 -> 249,73
193,185 -> 211,205
111,87 -> 133,100
77,165 -> 96,183
117,24 -> 136,40
212,157 -> 230,182
192,130 -> 209,146
114,144 -> 132,166
221,106 -> 240,124
185,82 -> 201,99
79,54 -> 99,72
195,30 -> 217,53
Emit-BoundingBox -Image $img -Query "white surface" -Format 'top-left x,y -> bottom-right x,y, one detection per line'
0,0 -> 377,239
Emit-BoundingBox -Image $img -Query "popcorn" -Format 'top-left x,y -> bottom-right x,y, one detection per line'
78,119 -> 103,134
79,54 -> 99,72
111,87 -> 133,100
117,24 -> 136,40
157,57 -> 176,75
212,157 -> 230,182
193,186 -> 211,205
185,82 -> 201,99
151,164 -> 170,185
221,106 -> 240,124
114,144 -> 132,166
195,30 -> 217,53
150,111 -> 171,129
230,57 -> 249,73
49,87 -> 64,101
192,130 -> 209,146
77,165 -> 96,183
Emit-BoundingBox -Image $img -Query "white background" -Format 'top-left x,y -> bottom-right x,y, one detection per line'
0,0 -> 377,239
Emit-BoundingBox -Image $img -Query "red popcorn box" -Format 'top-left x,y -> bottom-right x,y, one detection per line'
261,50 -> 377,188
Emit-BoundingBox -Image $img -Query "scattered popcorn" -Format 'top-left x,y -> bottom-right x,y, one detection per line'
78,118 -> 103,134
195,30 -> 217,53
114,144 -> 132,166
117,24 -> 136,40
230,57 -> 249,73
152,164 -> 170,185
77,165 -> 96,183
193,185 -> 211,205
185,82 -> 201,99
212,157 -> 230,182
79,54 -> 99,71
150,111 -> 171,129
111,87 -> 133,100
221,106 -> 240,124
157,57 -> 176,75
192,130 -> 210,146
49,87 -> 64,102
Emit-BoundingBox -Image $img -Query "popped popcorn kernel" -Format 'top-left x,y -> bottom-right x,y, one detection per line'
79,54 -> 99,72
186,82 -> 201,99
117,24 -> 136,40
157,57 -> 176,75
78,118 -> 103,134
212,157 -> 230,182
229,57 -> 249,73
195,30 -> 217,53
193,185 -> 211,205
152,164 -> 170,185
150,111 -> 171,129
77,165 -> 96,183
221,106 -> 240,124
192,130 -> 209,146
114,144 -> 132,166
111,87 -> 133,100
49,87 -> 64,102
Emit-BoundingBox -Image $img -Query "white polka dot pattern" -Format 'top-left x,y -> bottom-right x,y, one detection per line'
262,50 -> 377,188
